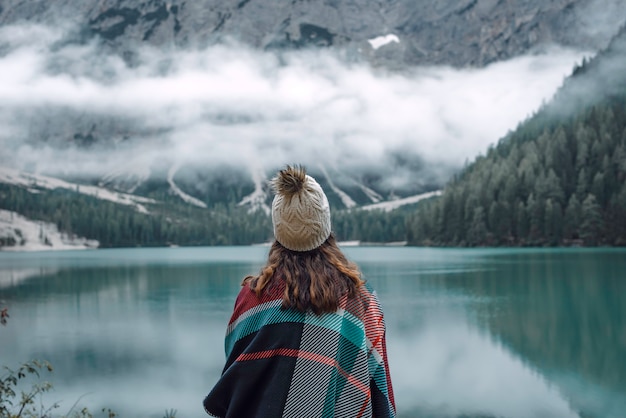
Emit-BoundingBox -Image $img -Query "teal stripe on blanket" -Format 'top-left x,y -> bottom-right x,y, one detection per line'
226,302 -> 305,356
226,303 -> 368,358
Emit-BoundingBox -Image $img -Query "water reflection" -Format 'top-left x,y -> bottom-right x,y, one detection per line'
0,247 -> 624,418
1,248 -> 264,417
389,320 -> 577,418
357,248 -> 626,418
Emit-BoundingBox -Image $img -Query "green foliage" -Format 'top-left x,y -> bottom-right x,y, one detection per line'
0,359 -> 176,418
0,360 -> 55,418
332,208 -> 411,243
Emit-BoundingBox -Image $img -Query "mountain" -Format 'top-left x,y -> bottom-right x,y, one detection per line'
1,1 -> 626,249
1,0 -> 625,68
0,165 -> 431,249
407,25 -> 626,246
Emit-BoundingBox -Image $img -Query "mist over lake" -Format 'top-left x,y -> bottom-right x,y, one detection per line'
1,246 -> 624,418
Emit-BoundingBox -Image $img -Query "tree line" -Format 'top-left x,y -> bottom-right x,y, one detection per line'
407,96 -> 626,246
0,185 -> 274,248
0,184 -> 411,248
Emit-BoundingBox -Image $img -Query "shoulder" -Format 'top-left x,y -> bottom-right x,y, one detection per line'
341,281 -> 381,318
359,281 -> 382,309
229,281 -> 284,322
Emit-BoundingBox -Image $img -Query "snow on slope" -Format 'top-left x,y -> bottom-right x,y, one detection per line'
167,163 -> 208,208
356,182 -> 383,203
238,168 -> 270,215
368,34 -> 400,50
361,190 -> 442,212
0,209 -> 99,251
320,167 -> 357,209
0,167 -> 156,213
100,165 -> 151,194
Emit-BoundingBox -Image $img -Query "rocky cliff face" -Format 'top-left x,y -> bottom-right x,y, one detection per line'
1,0 -> 625,68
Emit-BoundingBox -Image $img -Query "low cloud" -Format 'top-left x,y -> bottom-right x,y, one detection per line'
0,23 -> 588,188
578,0 -> 626,48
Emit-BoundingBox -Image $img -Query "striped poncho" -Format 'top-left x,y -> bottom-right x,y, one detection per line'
203,281 -> 396,418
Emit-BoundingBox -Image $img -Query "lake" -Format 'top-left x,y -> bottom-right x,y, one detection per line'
0,247 -> 624,418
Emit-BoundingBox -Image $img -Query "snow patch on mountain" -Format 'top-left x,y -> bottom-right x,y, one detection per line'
320,168 -> 357,209
0,167 -> 156,214
361,190 -> 442,212
356,182 -> 383,203
167,163 -> 208,208
0,209 -> 99,251
368,34 -> 400,50
100,166 -> 151,194
238,168 -> 270,215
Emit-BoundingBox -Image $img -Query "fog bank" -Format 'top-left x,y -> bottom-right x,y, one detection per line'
0,24 -> 589,186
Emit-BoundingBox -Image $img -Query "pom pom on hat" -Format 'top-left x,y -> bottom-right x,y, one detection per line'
271,165 -> 331,252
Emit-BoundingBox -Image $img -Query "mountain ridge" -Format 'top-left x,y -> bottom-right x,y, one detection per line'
2,0 -> 625,68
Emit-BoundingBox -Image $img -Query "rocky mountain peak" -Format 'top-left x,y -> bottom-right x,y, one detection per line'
1,0 -> 625,68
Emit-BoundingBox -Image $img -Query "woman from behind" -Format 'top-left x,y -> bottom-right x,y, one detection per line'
203,165 -> 395,418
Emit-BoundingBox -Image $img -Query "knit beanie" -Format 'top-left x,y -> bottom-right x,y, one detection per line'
271,165 -> 331,252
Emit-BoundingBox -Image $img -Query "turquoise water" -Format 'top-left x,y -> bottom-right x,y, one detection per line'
1,247 -> 624,418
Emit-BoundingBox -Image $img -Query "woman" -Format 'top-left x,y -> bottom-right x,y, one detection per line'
203,165 -> 395,418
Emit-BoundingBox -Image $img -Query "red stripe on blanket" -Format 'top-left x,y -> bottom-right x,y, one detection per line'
236,349 -> 370,395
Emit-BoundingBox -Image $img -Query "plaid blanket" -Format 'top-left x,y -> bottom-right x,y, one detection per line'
203,281 -> 396,418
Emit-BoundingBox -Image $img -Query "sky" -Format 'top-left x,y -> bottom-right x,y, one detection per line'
0,23 -> 589,189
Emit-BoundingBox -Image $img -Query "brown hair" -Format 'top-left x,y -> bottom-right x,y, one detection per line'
244,234 -> 364,315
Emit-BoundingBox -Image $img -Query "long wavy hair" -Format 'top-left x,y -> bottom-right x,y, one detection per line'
244,233 -> 364,315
